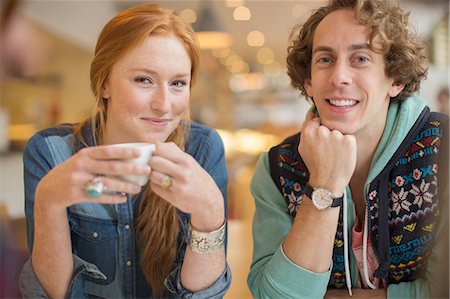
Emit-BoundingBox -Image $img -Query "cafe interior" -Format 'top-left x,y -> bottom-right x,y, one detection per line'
0,0 -> 448,298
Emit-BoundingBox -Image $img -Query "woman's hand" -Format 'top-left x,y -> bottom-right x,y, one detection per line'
149,142 -> 225,231
298,111 -> 357,196
35,145 -> 151,211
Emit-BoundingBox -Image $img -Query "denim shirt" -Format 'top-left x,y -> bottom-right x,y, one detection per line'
19,121 -> 231,298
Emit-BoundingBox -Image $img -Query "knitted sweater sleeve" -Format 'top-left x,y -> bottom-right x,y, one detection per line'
247,153 -> 331,299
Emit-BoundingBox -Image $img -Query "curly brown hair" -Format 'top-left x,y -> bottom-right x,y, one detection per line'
286,0 -> 428,102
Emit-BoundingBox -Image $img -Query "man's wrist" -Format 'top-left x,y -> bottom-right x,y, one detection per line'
307,179 -> 345,198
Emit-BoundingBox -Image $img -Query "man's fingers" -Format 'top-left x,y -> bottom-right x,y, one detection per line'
302,111 -> 320,131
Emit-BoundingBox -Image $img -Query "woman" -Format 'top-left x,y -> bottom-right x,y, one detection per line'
19,3 -> 231,298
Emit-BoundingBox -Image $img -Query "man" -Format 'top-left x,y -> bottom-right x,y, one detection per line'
247,0 -> 448,298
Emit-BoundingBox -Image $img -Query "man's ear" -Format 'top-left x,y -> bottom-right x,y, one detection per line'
304,78 -> 313,97
389,82 -> 405,98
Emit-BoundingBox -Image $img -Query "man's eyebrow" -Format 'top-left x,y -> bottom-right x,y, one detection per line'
312,46 -> 334,54
349,43 -> 371,51
312,43 -> 371,54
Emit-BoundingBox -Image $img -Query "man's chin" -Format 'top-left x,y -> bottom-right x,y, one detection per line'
321,121 -> 353,135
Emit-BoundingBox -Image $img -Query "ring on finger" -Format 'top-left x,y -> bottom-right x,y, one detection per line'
161,175 -> 173,190
84,176 -> 106,198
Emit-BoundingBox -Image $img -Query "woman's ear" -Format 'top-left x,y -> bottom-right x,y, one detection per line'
101,81 -> 110,100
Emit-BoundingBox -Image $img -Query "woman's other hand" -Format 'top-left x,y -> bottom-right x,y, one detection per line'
149,141 -> 225,231
35,145 -> 151,211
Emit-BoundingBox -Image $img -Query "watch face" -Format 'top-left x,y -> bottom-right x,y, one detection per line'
312,188 -> 333,210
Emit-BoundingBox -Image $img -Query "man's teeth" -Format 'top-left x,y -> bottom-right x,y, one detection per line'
329,99 -> 357,107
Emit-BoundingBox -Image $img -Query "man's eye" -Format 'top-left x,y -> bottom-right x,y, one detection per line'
355,56 -> 369,63
318,57 -> 332,63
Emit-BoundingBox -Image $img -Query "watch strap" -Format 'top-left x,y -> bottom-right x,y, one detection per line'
330,193 -> 343,207
304,183 -> 343,208
303,183 -> 315,200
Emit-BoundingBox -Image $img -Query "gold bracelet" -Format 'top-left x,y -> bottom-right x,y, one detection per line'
188,220 -> 225,254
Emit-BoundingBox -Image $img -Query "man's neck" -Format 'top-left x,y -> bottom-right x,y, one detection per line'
350,125 -> 386,222
352,118 -> 387,188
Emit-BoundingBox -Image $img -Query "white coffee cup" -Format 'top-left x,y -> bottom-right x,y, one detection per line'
110,143 -> 155,186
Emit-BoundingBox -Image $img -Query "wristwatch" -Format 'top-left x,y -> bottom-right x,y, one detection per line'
304,183 -> 343,210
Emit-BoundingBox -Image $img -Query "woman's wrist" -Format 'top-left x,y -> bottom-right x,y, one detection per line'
35,191 -> 68,219
188,219 -> 225,254
190,195 -> 225,232
189,214 -> 225,232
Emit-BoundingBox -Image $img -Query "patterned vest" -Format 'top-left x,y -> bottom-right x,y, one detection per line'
268,109 -> 448,288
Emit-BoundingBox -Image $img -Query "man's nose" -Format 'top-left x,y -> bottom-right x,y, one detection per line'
329,60 -> 352,86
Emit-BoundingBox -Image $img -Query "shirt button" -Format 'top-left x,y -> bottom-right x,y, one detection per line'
126,260 -> 132,267
92,232 -> 98,238
125,224 -> 130,230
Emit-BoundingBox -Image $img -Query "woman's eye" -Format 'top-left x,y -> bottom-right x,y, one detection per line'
135,77 -> 152,84
172,80 -> 187,88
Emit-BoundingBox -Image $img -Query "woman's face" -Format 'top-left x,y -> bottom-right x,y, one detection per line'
101,34 -> 192,145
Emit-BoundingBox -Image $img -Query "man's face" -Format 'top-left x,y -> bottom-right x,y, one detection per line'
304,9 -> 404,138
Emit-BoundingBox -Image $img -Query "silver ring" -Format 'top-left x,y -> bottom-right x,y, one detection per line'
84,177 -> 106,198
161,175 -> 173,190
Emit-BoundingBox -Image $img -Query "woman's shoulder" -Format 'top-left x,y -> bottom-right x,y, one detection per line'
24,124 -> 79,162
26,124 -> 74,144
188,121 -> 223,147
186,121 -> 224,159
189,121 -> 218,136
35,123 -> 76,137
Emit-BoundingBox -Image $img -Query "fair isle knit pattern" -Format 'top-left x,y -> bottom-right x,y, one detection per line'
367,116 -> 445,283
268,110 -> 448,288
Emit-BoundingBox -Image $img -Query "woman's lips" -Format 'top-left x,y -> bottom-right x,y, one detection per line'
141,117 -> 170,127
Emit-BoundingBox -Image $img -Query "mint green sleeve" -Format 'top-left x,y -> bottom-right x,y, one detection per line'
247,153 -> 331,299
387,182 -> 449,299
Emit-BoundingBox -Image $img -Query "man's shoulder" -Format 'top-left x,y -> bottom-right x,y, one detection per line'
428,111 -> 449,127
415,111 -> 448,140
268,131 -> 301,160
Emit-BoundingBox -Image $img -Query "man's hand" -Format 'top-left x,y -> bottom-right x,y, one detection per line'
299,111 -> 357,196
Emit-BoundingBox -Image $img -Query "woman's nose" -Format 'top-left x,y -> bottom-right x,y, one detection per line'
150,86 -> 171,112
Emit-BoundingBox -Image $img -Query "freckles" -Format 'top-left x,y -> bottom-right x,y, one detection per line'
172,95 -> 190,114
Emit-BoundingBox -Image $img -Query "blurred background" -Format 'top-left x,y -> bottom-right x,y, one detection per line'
0,0 -> 448,298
